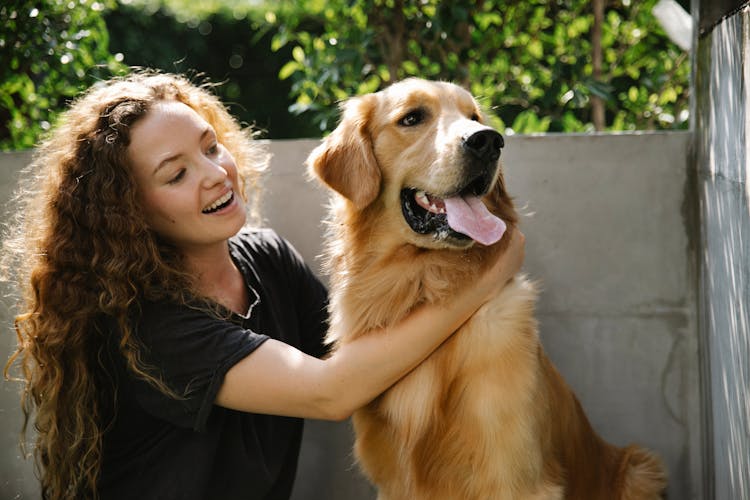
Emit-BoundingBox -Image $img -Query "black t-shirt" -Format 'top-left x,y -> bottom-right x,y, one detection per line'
98,228 -> 329,500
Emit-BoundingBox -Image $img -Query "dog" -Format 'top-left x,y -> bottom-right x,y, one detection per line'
307,78 -> 667,500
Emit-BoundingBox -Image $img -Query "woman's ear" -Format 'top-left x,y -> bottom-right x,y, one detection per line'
306,95 -> 381,210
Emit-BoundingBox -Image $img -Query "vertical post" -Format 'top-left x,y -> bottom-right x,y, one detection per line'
693,1 -> 750,499
592,0 -> 606,130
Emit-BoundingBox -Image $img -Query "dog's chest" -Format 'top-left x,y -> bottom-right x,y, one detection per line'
371,277 -> 541,440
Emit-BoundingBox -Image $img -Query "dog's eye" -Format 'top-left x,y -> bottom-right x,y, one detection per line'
470,112 -> 481,122
398,109 -> 425,127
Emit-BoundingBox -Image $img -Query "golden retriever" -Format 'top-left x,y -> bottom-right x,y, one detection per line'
307,78 -> 667,500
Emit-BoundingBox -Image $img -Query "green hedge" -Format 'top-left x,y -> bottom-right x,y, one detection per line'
1,0 -> 692,150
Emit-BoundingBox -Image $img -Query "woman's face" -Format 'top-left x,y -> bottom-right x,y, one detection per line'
127,100 -> 247,253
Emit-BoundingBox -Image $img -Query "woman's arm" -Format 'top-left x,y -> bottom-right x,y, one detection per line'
216,231 -> 525,421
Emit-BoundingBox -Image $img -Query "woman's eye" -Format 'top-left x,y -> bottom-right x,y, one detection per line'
206,143 -> 218,155
398,109 -> 425,127
167,169 -> 186,185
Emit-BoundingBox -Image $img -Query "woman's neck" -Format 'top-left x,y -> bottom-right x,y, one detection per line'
184,241 -> 249,315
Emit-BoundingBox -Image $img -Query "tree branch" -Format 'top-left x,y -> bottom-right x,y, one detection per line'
591,0 -> 606,130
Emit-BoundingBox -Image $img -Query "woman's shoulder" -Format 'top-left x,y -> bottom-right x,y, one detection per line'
229,227 -> 317,293
229,227 -> 300,263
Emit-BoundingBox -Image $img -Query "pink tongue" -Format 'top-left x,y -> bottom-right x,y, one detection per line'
444,196 -> 506,245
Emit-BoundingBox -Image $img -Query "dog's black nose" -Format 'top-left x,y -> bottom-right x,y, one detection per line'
462,129 -> 504,163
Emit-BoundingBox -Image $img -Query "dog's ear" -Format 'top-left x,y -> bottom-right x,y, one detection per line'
306,95 -> 381,209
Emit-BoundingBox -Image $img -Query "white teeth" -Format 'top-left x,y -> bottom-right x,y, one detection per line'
204,191 -> 233,212
415,190 -> 446,214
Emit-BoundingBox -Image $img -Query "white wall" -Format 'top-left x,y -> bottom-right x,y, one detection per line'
0,151 -> 35,499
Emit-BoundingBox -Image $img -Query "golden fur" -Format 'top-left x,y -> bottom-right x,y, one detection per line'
307,78 -> 667,500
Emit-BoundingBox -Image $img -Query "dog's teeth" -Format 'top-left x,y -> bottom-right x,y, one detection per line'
430,204 -> 437,211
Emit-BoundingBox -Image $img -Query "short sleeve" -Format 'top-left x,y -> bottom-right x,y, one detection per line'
131,301 -> 269,432
230,228 -> 330,359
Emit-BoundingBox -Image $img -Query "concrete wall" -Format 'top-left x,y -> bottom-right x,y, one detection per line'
260,133 -> 703,500
694,2 -> 750,499
0,133 -> 702,499
0,151 -> 35,498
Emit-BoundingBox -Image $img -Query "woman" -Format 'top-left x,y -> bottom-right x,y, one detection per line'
2,72 -> 524,499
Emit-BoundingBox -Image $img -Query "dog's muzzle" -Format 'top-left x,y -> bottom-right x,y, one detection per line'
400,129 -> 506,246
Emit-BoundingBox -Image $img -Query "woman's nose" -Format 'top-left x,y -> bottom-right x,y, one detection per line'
200,156 -> 228,187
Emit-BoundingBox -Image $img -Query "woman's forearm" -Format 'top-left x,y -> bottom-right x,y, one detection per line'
217,285 -> 494,421
217,231 -> 525,420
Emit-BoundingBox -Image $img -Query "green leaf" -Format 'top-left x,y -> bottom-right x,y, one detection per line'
402,60 -> 419,75
357,75 -> 381,95
528,39 -> 543,59
292,45 -> 305,63
278,61 -> 299,80
511,110 -> 550,134
271,32 -> 288,52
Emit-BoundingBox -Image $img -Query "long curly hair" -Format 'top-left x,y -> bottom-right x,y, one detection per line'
1,71 -> 269,499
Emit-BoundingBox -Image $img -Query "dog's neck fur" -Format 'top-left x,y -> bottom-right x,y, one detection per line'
322,183 -> 517,346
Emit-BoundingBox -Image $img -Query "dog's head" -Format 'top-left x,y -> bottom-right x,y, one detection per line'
307,78 -> 516,251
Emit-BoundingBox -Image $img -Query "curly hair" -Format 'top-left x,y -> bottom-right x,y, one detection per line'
1,71 -> 269,499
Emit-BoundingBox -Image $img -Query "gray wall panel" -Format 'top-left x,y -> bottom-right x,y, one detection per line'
0,132 -> 701,499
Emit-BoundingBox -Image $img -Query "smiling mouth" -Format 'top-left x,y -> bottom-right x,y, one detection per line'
401,188 -> 468,241
202,191 -> 234,214
400,174 -> 506,246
